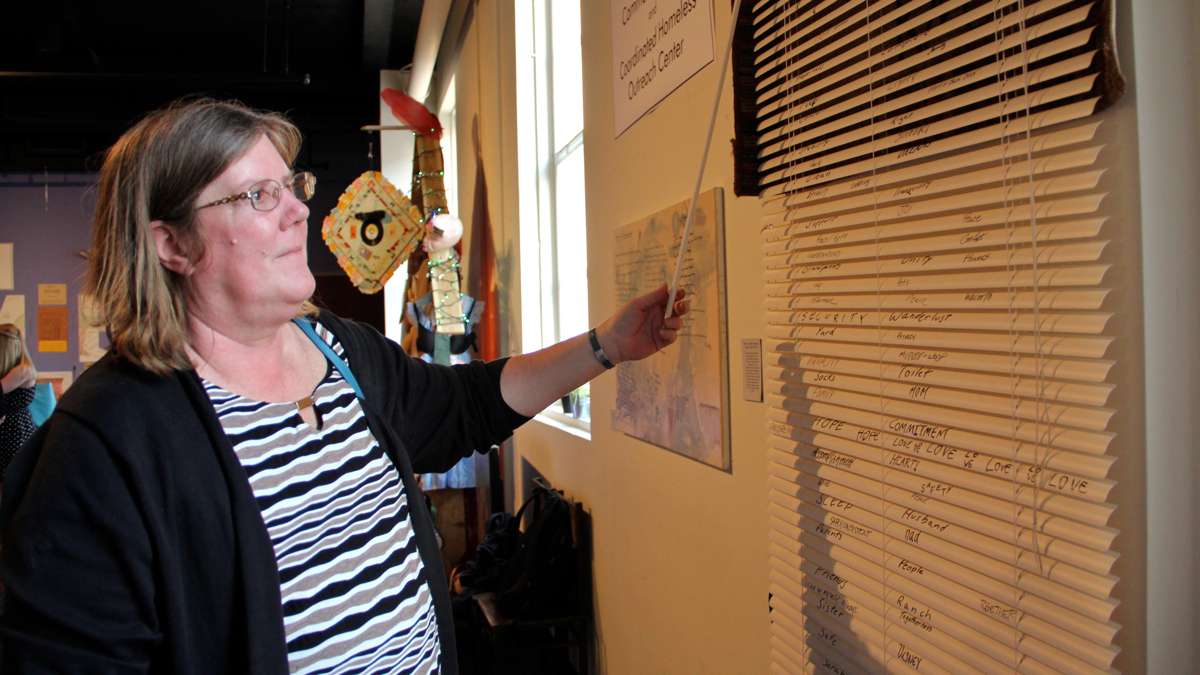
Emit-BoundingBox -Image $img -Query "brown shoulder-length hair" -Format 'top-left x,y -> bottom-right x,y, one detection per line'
86,98 -> 315,375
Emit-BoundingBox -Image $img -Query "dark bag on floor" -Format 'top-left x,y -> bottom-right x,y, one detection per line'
495,484 -> 577,620
454,510 -> 521,595
451,486 -> 547,596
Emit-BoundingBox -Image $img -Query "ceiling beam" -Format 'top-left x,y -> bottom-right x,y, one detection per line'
407,0 -> 452,102
362,0 -> 396,70
427,0 -> 474,112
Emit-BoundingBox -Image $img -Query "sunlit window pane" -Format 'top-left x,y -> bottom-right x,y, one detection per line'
516,0 -> 590,428
554,144 -> 588,341
550,0 -> 583,151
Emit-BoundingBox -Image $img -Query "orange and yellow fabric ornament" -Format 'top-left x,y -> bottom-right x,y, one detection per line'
321,171 -> 425,294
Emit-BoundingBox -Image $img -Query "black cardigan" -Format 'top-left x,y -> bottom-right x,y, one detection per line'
0,312 -> 527,674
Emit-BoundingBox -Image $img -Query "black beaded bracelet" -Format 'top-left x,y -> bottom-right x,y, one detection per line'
588,328 -> 615,369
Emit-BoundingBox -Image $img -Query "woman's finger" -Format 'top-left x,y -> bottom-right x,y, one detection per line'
632,283 -> 671,310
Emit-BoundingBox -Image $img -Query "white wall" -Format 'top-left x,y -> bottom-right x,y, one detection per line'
1131,1 -> 1200,672
454,2 -> 769,672
379,69 -> 415,344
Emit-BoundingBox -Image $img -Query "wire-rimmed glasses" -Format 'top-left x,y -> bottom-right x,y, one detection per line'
196,171 -> 316,212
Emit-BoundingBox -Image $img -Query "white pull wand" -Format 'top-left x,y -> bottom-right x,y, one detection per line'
664,0 -> 743,320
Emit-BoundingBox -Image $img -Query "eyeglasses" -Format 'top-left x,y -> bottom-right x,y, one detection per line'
196,171 -> 316,212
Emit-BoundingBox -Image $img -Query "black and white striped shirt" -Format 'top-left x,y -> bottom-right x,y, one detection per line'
204,322 -> 441,674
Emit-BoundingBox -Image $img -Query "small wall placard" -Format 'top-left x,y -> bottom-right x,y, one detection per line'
38,283 -> 67,305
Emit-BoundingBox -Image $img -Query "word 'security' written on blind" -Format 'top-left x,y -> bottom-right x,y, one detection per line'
731,0 -> 1125,673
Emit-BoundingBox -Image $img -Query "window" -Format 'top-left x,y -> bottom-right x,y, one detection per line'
516,0 -> 590,427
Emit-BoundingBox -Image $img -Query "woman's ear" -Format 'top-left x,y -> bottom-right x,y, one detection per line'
150,221 -> 193,274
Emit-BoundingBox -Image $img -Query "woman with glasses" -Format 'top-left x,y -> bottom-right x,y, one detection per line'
0,99 -> 687,674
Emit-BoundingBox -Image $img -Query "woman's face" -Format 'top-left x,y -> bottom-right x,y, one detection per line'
187,134 -> 315,324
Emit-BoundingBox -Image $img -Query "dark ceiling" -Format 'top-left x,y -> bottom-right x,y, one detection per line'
0,0 -> 425,173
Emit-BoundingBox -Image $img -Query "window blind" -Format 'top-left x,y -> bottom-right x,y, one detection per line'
732,1 -> 1126,672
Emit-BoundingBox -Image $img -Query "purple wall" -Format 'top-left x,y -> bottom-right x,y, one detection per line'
0,174 -> 97,376
0,172 -> 371,380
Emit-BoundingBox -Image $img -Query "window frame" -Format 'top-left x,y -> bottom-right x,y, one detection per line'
515,0 -> 591,431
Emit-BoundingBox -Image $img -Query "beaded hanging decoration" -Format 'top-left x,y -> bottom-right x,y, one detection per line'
424,214 -> 469,336
321,171 -> 425,294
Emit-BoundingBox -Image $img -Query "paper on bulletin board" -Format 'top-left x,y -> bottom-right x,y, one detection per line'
611,188 -> 730,471
37,306 -> 68,352
0,244 -> 12,290
38,283 -> 68,305
0,294 -> 25,336
78,293 -> 108,365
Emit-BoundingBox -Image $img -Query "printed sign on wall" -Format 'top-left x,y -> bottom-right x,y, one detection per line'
611,0 -> 714,136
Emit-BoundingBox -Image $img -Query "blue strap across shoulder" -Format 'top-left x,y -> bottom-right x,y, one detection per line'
292,318 -> 365,400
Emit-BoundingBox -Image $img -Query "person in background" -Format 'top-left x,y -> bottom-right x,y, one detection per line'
0,324 -> 36,477
0,98 -> 688,674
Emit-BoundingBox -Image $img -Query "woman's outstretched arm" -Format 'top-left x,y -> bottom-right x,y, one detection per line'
499,284 -> 688,417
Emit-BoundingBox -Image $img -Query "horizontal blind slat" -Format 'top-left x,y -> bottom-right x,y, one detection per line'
768,481 -> 1117,600
757,6 -> 1091,130
759,77 -> 1099,187
769,545 -> 1120,671
766,286 -> 1111,312
761,47 -> 1096,156
771,578 -> 996,675
767,432 -> 1117,546
769,573 -> 1082,675
768,459 -> 1113,581
763,192 -> 1105,243
768,403 -> 1115,479
764,241 -> 1108,281
766,264 -> 1110,296
767,444 -> 1117,563
764,150 -> 1104,228
765,385 -> 1114,450
770,521 -> 1121,648
760,101 -> 1101,199
767,366 -> 1114,429
768,351 -> 1115,407
762,170 -> 1105,236
768,417 -> 1113,506
765,324 -> 1112,362
752,0 -> 851,42
764,323 -> 1113,360
764,220 -> 1107,265
754,0 -> 941,77
767,429 -> 1116,530
761,124 -> 1102,212
766,339 -> 1114,382
765,306 -> 1111,335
